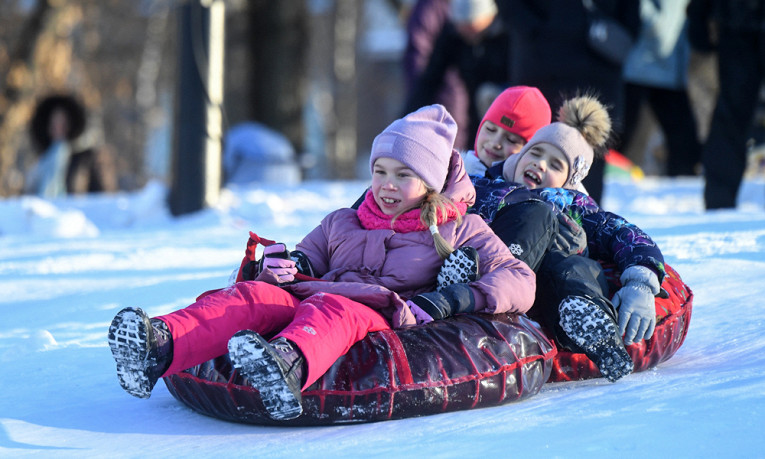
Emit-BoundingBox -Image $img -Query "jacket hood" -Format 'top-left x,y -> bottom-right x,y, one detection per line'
442,149 -> 476,208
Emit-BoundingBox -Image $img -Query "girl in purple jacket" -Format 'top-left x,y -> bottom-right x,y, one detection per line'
107,104 -> 535,421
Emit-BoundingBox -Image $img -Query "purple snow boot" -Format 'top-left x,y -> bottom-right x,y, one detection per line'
108,307 -> 173,398
227,331 -> 305,420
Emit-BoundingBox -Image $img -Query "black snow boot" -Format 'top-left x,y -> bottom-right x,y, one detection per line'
108,307 -> 173,398
437,246 -> 480,291
227,331 -> 305,420
558,296 -> 634,382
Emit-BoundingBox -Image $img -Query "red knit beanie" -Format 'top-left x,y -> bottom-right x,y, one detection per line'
475,86 -> 551,151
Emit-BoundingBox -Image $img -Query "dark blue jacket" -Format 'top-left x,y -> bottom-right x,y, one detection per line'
469,163 -> 666,282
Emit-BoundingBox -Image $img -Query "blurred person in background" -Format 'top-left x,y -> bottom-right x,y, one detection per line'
26,94 -> 117,197
497,0 -> 640,205
404,0 -> 509,151
621,0 -> 701,177
687,0 -> 765,209
403,0 -> 471,150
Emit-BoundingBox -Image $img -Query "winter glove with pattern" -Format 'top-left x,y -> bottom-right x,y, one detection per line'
612,265 -> 660,345
436,246 -> 479,291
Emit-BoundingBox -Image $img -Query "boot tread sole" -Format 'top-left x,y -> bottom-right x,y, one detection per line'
228,331 -> 302,420
559,297 -> 634,382
108,308 -> 154,399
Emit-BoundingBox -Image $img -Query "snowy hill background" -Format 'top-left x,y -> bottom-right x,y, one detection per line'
1,176 -> 764,457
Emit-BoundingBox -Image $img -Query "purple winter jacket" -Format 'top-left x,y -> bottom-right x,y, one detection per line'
285,150 -> 535,328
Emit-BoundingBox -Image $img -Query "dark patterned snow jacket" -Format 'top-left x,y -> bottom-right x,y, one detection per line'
469,163 -> 666,283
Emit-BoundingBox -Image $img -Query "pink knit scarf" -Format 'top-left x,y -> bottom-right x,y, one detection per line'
356,190 -> 465,233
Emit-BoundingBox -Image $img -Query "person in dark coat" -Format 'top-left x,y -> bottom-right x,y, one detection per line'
687,0 -> 765,209
621,0 -> 702,177
27,94 -> 117,196
405,0 -> 510,151
496,0 -> 641,205
403,0 -> 471,150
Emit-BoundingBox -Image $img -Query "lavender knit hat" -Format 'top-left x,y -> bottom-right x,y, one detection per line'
369,104 -> 457,191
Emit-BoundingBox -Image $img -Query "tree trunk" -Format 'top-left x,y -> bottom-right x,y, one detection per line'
0,1 -> 54,196
248,0 -> 308,155
330,0 -> 360,179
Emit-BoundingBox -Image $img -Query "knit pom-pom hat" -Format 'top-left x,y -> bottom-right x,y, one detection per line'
502,94 -> 611,188
475,85 -> 551,152
370,104 -> 457,192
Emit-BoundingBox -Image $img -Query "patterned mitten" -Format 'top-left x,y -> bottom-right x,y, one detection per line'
437,246 -> 479,291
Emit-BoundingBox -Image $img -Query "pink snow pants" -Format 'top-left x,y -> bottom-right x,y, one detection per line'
155,281 -> 391,389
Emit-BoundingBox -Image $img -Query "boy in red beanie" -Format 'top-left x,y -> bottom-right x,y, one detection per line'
463,85 -> 551,176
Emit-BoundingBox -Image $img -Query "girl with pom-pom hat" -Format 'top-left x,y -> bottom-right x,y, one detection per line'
459,93 -> 667,383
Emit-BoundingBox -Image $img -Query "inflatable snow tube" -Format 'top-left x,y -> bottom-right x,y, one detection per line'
163,313 -> 556,426
163,263 -> 692,425
548,263 -> 693,382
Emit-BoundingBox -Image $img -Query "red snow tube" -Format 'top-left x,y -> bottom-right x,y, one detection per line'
163,231 -> 692,425
548,263 -> 693,382
163,312 -> 556,425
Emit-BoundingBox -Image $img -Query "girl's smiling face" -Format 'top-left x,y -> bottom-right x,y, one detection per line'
371,157 -> 429,215
475,120 -> 526,167
513,143 -> 569,189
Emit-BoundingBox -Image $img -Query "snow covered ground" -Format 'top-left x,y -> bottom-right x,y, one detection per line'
1,176 -> 764,458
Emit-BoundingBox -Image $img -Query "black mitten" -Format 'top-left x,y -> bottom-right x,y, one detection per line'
289,250 -> 316,278
409,283 -> 475,320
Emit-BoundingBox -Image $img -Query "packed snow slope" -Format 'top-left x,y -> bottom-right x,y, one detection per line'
1,176 -> 764,458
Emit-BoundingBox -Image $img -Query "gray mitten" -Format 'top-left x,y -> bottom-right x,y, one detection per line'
551,212 -> 587,256
612,265 -> 660,345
